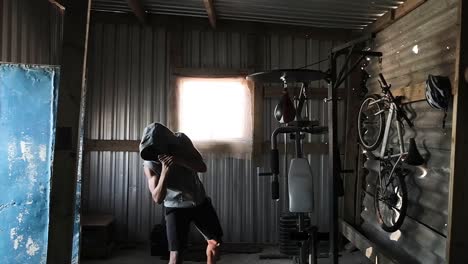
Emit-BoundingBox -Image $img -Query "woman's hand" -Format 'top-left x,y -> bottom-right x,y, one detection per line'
158,153 -> 206,173
158,155 -> 175,175
147,155 -> 176,204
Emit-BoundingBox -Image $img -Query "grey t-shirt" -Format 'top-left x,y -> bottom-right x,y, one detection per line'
143,133 -> 206,208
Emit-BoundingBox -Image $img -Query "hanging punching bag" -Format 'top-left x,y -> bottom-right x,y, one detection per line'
274,90 -> 296,124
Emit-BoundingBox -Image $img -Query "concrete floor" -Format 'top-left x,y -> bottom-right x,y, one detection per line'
82,244 -> 371,264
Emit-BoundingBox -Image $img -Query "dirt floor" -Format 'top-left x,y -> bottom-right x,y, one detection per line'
82,243 -> 372,264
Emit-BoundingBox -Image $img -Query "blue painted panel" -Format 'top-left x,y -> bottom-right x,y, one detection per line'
0,64 -> 59,264
72,181 -> 81,264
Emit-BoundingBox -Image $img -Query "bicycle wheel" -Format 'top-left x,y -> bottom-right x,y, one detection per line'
357,94 -> 385,151
374,166 -> 408,232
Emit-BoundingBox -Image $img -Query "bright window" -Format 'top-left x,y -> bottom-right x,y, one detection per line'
177,77 -> 252,145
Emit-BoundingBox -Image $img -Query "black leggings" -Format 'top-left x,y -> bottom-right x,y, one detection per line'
165,198 -> 223,251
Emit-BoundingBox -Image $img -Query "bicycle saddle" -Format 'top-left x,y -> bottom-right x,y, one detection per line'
405,138 -> 425,166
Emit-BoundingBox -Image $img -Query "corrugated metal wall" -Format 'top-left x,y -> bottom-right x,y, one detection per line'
91,0 -> 404,30
0,0 -> 63,64
83,16 -> 348,243
359,0 -> 457,262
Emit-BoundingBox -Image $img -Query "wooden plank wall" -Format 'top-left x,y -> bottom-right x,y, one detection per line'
355,0 -> 458,263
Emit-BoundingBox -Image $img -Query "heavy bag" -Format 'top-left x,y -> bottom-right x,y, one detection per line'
274,90 -> 296,123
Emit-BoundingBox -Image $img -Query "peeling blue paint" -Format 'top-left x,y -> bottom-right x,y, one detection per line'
71,182 -> 81,264
0,64 -> 59,264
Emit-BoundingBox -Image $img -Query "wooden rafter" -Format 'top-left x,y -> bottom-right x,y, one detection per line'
84,139 -> 334,155
127,0 -> 146,24
203,0 -> 217,29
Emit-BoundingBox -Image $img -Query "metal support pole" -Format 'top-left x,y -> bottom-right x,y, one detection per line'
47,0 -> 92,263
328,53 -> 339,264
296,131 -> 302,158
325,35 -> 380,264
309,226 -> 318,264
298,213 -> 306,264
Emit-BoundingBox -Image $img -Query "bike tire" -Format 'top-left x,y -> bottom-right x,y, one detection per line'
357,94 -> 385,151
374,169 -> 408,233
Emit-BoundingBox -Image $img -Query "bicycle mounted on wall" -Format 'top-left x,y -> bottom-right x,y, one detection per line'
332,36 -> 425,237
358,73 -> 425,232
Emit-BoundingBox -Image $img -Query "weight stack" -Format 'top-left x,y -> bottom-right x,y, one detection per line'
279,213 -> 311,256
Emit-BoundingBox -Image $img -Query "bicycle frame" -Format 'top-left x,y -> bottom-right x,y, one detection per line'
368,95 -> 408,156
380,102 -> 406,159
369,97 -> 408,191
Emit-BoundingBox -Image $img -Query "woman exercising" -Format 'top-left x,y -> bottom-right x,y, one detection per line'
139,123 -> 223,264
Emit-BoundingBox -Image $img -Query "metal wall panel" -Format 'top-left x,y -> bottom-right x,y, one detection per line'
358,0 -> 457,262
83,20 -> 347,243
0,0 -> 63,64
92,0 -> 405,30
85,23 -> 168,141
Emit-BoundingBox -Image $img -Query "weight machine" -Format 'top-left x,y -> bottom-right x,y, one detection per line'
247,35 -> 382,264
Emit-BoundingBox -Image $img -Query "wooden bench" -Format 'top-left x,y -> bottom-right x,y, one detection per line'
81,214 -> 115,259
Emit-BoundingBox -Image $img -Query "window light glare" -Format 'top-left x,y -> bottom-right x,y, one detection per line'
178,78 -> 250,142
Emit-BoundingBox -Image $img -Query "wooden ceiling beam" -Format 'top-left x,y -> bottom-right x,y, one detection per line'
127,0 -> 147,24
203,0 -> 217,29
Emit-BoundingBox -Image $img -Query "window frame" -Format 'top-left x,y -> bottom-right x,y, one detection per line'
169,68 -> 261,157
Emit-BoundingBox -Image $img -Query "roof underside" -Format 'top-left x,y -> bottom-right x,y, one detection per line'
92,0 -> 406,30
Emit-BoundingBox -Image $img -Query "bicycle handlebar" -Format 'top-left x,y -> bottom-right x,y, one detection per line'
378,73 -> 414,127
378,73 -> 389,88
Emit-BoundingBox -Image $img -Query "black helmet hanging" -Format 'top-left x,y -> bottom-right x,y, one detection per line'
425,74 -> 451,128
